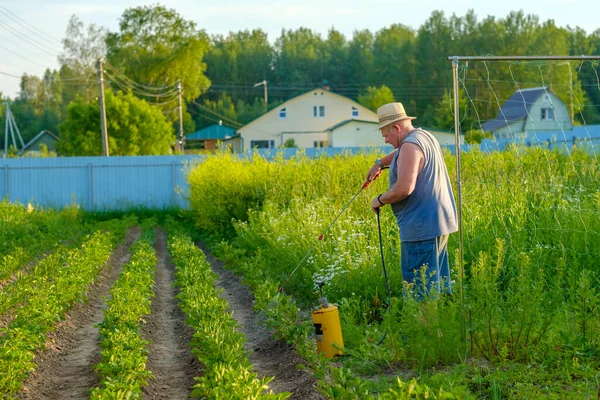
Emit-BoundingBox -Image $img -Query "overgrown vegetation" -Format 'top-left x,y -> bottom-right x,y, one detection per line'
189,148 -> 600,398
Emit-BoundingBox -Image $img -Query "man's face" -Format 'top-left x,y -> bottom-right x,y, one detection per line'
380,124 -> 393,146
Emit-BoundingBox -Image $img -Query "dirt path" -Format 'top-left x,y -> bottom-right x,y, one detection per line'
18,226 -> 142,400
141,228 -> 199,399
197,242 -> 325,400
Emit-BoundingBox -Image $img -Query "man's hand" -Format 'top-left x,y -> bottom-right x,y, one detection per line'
366,164 -> 381,182
371,196 -> 382,213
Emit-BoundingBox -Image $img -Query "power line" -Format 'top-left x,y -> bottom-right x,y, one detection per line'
190,100 -> 243,127
104,72 -> 179,98
0,70 -> 21,78
0,21 -> 61,57
103,62 -> 179,92
0,5 -> 63,47
0,42 -> 50,70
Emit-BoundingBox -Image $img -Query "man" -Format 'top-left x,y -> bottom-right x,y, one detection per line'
366,102 -> 457,297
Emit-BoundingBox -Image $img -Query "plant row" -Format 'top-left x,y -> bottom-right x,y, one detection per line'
90,226 -> 157,399
0,229 -> 116,396
165,219 -> 288,399
0,215 -> 136,325
212,242 -> 454,399
0,201 -> 86,282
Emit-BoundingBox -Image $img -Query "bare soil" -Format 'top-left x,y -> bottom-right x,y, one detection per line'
197,242 -> 325,400
18,226 -> 142,400
142,228 -> 199,399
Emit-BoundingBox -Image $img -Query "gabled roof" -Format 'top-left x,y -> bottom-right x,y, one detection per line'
482,87 -> 550,132
326,119 -> 378,131
186,124 -> 237,140
238,88 -> 377,132
22,130 -> 59,151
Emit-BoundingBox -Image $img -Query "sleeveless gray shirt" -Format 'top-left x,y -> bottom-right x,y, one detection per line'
389,129 -> 458,242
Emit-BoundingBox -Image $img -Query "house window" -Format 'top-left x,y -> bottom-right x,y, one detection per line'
279,108 -> 287,119
250,140 -> 275,149
313,105 -> 325,118
313,141 -> 327,148
541,108 -> 555,121
352,107 -> 359,118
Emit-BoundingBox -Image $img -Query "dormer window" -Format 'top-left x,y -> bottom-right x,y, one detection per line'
279,108 -> 287,119
352,107 -> 359,118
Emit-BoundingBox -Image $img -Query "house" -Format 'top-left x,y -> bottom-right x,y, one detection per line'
482,87 -> 572,139
22,130 -> 59,154
185,123 -> 237,151
236,88 -> 383,150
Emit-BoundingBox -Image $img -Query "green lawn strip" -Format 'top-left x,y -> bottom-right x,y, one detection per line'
165,221 -> 289,399
0,230 -> 116,397
0,215 -> 137,324
89,227 -> 157,399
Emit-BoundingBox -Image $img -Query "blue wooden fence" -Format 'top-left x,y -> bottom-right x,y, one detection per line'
0,155 -> 203,211
2,135 -> 597,211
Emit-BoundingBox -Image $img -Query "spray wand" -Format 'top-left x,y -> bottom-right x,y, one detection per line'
279,169 -> 382,293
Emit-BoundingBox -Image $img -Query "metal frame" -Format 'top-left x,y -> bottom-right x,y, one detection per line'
448,54 -> 600,351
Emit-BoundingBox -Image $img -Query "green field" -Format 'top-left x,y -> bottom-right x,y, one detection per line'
1,147 -> 599,399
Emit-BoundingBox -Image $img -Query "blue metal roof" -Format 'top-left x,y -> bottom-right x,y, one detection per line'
482,87 -> 548,132
186,124 -> 237,140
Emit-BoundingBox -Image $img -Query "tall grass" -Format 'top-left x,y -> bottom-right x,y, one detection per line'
189,148 -> 599,396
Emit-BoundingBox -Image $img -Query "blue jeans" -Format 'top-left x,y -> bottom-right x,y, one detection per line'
400,235 -> 451,297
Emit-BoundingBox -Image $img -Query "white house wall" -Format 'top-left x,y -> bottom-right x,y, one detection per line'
330,122 -> 383,147
494,121 -> 526,139
429,131 -> 463,146
281,132 -> 329,148
238,89 -> 377,150
524,93 -> 573,132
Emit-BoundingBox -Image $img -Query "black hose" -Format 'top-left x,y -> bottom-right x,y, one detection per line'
376,208 -> 391,346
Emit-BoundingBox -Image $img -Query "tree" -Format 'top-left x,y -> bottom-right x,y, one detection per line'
414,11 -> 455,125
59,15 -> 107,104
273,28 -> 328,91
106,5 -> 210,102
347,30 -> 375,90
431,88 -> 475,132
323,28 -> 352,89
58,91 -> 173,156
465,129 -> 491,144
282,138 -> 297,148
205,29 -> 274,97
357,85 -> 395,111
371,24 -> 416,101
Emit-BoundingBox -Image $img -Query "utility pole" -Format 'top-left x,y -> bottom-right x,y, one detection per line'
3,103 -> 25,157
177,80 -> 184,152
254,80 -> 268,112
96,60 -> 109,156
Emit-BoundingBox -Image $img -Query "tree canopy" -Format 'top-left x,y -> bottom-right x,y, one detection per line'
4,8 -> 600,155
58,90 -> 173,156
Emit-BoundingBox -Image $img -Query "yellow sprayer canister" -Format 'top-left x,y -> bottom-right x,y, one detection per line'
311,304 -> 344,358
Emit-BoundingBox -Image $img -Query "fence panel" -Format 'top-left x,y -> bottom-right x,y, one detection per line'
1,155 -> 202,210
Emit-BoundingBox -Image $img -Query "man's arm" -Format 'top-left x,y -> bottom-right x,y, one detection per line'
365,150 -> 397,182
372,143 -> 423,211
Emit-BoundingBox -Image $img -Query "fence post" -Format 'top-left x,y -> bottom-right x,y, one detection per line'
88,163 -> 94,211
4,164 -> 8,199
172,161 -> 176,207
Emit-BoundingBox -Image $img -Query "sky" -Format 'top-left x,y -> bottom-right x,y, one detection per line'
0,0 -> 599,98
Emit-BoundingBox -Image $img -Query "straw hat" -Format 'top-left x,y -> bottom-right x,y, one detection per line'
377,102 -> 416,129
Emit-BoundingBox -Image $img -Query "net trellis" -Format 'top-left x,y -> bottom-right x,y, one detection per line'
449,55 -> 600,358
